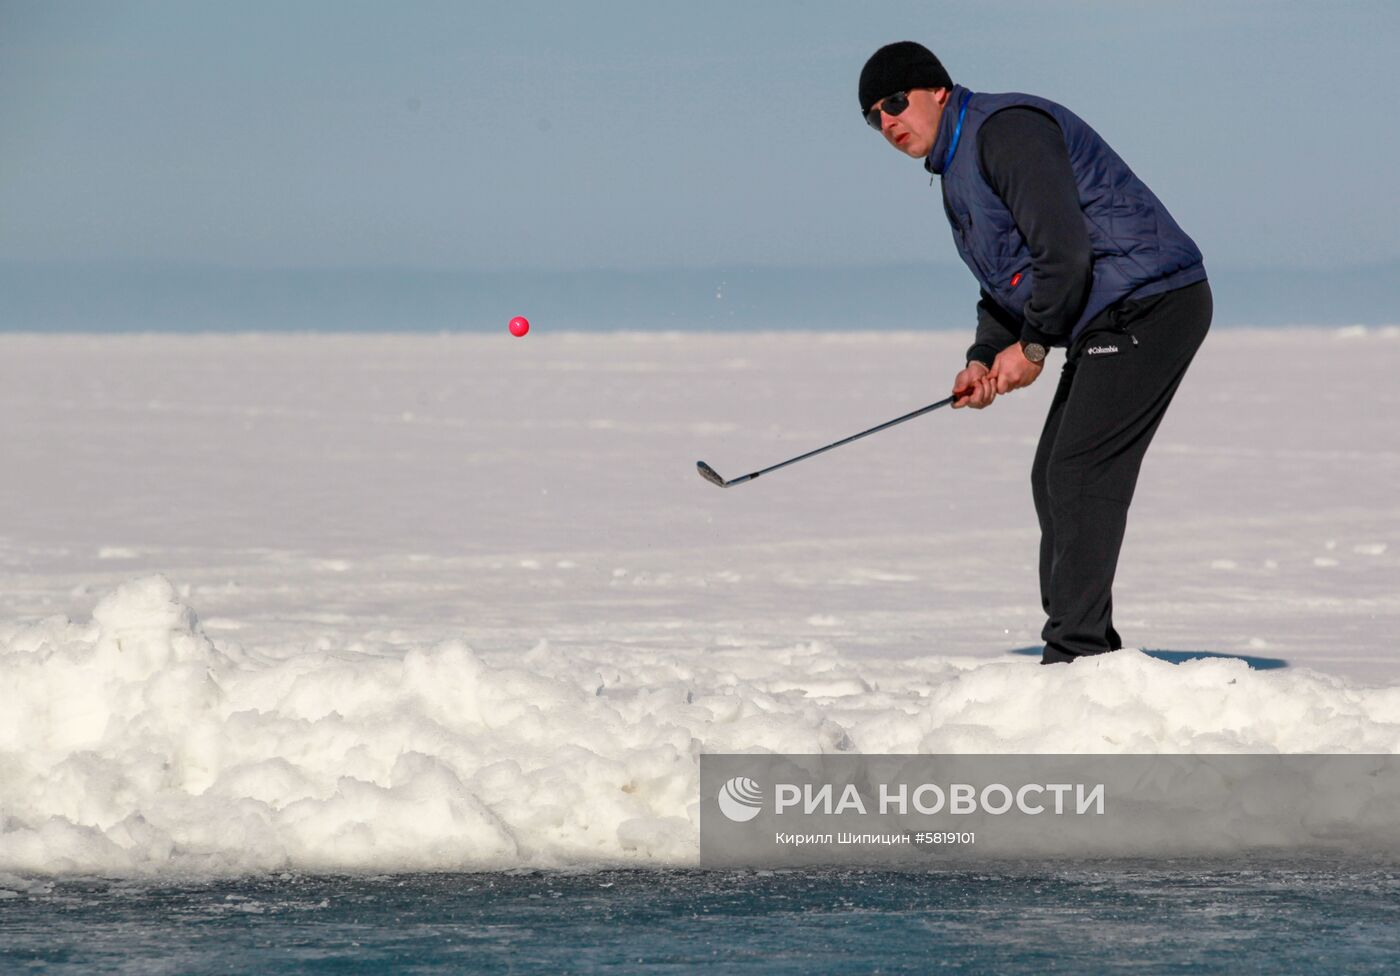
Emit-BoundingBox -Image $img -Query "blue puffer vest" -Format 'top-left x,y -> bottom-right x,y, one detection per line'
926,85 -> 1206,343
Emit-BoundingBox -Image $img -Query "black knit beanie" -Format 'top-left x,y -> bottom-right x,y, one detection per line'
859,41 -> 954,114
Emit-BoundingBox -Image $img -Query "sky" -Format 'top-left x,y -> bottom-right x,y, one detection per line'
2,0 -> 1398,275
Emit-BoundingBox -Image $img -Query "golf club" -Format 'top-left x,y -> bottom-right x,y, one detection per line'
696,394 -> 957,487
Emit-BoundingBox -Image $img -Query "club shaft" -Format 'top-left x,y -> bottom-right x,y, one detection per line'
727,395 -> 956,485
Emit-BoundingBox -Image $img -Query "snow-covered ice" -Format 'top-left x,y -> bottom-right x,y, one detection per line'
0,327 -> 1397,874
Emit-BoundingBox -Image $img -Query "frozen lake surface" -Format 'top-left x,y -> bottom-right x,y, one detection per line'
1,328 -> 1398,876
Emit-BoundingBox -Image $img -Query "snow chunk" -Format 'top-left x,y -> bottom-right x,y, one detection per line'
97,547 -> 140,560
4,582 -> 1400,877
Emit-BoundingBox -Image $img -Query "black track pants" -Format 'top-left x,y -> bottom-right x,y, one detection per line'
1032,281 -> 1212,664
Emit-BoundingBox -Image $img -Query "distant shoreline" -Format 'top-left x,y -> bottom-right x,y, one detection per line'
2,325 -> 1396,339
4,262 -> 1398,333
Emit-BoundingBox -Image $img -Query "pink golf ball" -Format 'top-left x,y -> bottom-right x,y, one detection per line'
509,316 -> 530,337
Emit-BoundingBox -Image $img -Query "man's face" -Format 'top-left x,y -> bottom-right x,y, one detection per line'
873,88 -> 949,159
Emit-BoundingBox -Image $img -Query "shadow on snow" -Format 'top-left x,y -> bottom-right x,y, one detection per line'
1008,646 -> 1288,670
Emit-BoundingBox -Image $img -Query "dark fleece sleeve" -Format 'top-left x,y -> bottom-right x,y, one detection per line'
976,107 -> 1093,348
966,290 -> 1022,368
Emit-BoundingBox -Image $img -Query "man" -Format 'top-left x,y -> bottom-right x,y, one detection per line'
859,41 -> 1211,665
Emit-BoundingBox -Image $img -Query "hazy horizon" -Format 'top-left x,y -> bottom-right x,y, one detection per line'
4,259 -> 1396,332
4,1 -> 1398,276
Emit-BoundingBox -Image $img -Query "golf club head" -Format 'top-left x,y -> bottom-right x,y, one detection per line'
696,461 -> 727,487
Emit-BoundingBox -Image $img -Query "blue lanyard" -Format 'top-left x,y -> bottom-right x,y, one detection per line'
942,92 -> 970,172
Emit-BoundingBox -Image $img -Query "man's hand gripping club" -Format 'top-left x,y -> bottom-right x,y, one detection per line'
952,343 -> 1044,409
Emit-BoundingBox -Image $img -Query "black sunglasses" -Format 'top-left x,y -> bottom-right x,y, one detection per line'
864,91 -> 910,130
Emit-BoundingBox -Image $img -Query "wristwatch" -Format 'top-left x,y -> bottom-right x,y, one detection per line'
1020,340 -> 1048,364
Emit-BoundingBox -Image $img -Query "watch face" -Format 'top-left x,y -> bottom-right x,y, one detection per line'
1023,342 -> 1047,363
